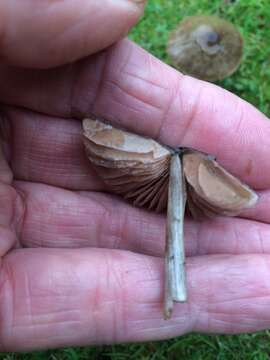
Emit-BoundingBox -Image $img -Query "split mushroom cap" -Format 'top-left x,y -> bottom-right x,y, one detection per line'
82,118 -> 258,216
82,118 -> 171,212
167,15 -> 243,81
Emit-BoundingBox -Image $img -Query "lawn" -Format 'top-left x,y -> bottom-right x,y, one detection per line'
1,0 -> 270,359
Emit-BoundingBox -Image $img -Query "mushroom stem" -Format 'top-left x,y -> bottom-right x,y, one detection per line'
164,153 -> 187,319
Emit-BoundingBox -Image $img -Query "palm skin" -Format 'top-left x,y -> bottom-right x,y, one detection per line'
1,0 -> 270,352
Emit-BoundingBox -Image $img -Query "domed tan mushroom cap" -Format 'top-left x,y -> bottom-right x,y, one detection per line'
167,15 -> 243,81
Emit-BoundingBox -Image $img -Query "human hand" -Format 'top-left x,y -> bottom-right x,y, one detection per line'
1,0 -> 270,352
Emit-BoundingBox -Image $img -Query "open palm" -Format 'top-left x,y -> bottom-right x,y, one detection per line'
1,0 -> 270,352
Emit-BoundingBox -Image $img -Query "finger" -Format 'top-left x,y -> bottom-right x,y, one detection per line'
0,40 -> 270,189
0,0 -> 145,68
1,107 -> 103,190
15,181 -> 270,256
1,249 -> 270,351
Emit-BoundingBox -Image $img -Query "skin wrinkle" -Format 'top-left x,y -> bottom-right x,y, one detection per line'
190,219 -> 231,257
0,110 -> 12,184
128,308 -> 192,340
20,308 -> 82,324
69,51 -> 106,118
183,83 -> 225,159
188,302 -> 201,333
161,75 -> 202,147
16,185 -> 52,250
213,98 -> 249,167
133,215 -> 164,255
105,78 -> 164,119
184,220 -> 197,257
119,50 -> 169,113
9,255 -> 91,346
0,145 -> 12,185
202,222 -> 217,255
91,50 -> 114,120
257,227 -> 266,254
86,191 -> 163,254
90,251 -> 125,343
233,98 -> 246,136
108,90 -> 147,129
154,72 -> 184,143
107,208 -> 127,251
107,256 -> 126,343
192,220 -> 232,256
17,117 -> 37,181
231,221 -> 242,254
13,319 -> 83,331
66,62 -> 80,119
0,257 -> 15,351
210,95 -> 253,175
206,316 -> 234,334
23,266 -> 34,331
86,42 -> 165,125
197,308 -> 270,333
204,221 -> 229,255
208,294 -> 270,308
72,41 -> 131,120
193,219 -> 204,257
6,109 -> 102,190
190,260 -> 270,333
94,41 -> 175,136
122,67 -> 169,92
216,256 -> 270,302
96,198 -> 120,249
11,188 -> 25,245
83,52 -> 128,119
89,264 -> 101,343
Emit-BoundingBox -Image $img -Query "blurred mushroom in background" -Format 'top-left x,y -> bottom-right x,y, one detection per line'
167,15 -> 243,81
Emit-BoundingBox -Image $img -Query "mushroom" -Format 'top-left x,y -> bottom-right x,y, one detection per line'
82,118 -> 258,319
167,15 -> 243,81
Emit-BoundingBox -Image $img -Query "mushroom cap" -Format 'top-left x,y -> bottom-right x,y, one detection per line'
83,118 -> 171,212
167,15 -> 243,81
82,118 -> 258,216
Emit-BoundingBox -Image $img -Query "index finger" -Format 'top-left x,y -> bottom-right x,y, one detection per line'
0,39 -> 269,188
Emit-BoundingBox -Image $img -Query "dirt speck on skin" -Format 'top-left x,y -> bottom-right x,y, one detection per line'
245,159 -> 253,176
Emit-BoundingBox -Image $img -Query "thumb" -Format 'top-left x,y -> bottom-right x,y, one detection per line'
0,0 -> 145,68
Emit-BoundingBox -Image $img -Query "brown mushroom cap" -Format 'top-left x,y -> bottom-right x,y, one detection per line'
167,15 -> 243,81
82,118 -> 258,216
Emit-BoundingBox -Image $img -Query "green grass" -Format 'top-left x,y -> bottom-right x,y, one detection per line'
2,332 -> 270,360
2,0 -> 270,359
